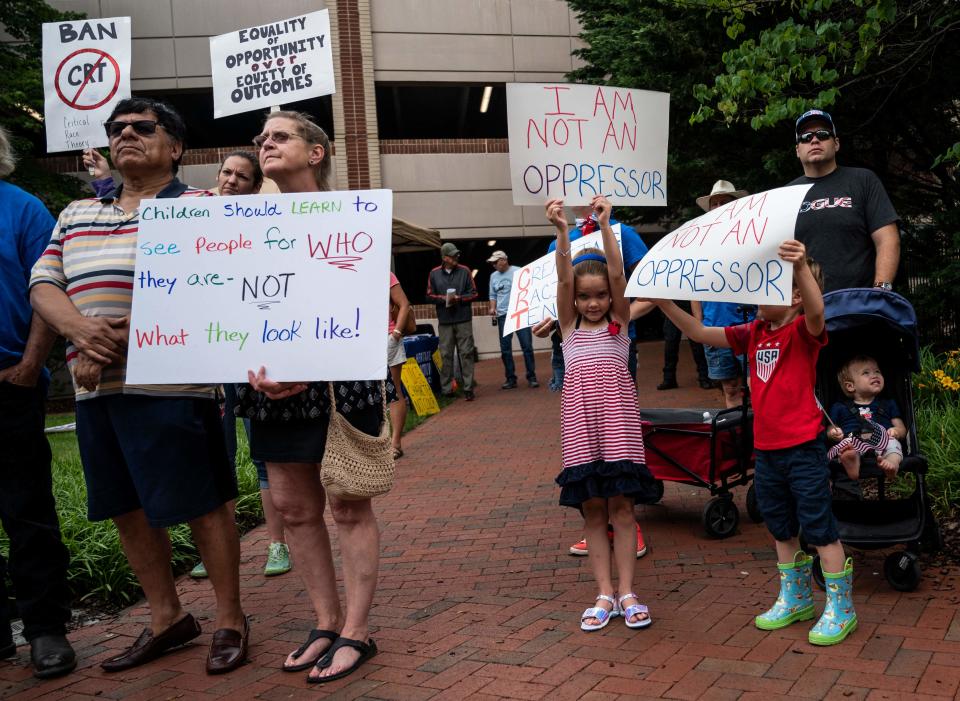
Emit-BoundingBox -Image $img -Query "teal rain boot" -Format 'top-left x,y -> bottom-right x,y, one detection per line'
755,551 -> 815,630
809,557 -> 858,645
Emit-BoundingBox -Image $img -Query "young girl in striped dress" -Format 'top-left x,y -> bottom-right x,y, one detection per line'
546,195 -> 658,632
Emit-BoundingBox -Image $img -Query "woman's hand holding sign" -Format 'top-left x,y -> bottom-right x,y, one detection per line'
248,366 -> 308,401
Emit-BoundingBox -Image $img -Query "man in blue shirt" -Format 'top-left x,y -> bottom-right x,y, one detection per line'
0,126 -> 76,679
488,250 -> 538,389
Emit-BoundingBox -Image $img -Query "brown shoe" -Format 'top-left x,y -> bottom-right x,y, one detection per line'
206,616 -> 249,675
101,613 -> 201,672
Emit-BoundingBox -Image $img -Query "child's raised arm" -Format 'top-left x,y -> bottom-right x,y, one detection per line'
547,198 -> 575,331
592,195 -> 631,325
779,240 -> 824,337
651,299 -> 730,348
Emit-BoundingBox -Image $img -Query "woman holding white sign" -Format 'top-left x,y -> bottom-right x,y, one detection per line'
546,195 -> 659,632
236,110 -> 382,684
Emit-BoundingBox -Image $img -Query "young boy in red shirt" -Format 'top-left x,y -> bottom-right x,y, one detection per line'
651,240 -> 856,646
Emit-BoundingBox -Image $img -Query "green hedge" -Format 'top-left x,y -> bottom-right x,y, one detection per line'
913,348 -> 960,516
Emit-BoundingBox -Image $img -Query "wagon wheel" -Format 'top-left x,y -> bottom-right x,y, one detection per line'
884,551 -> 922,592
745,484 -> 763,523
702,496 -> 739,538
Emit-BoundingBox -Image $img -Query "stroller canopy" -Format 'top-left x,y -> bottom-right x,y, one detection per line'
822,288 -> 921,372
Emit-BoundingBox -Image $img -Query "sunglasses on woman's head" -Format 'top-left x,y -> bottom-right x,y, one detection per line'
797,129 -> 834,144
252,130 -> 304,149
103,120 -> 161,139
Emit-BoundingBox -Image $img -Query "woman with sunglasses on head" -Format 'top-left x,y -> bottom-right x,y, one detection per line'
235,111 -> 384,684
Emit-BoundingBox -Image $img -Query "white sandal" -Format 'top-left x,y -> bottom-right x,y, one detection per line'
580,594 -> 619,631
618,593 -> 652,629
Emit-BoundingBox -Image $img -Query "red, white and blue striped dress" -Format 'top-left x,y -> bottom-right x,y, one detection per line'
556,325 -> 657,507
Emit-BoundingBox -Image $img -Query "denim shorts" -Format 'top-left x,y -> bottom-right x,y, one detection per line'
77,394 -> 237,528
704,345 -> 744,381
754,434 -> 839,546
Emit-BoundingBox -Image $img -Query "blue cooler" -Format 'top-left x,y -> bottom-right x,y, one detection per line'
402,334 -> 441,394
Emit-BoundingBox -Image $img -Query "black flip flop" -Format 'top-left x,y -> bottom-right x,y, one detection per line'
281,629 -> 338,672
307,637 -> 378,684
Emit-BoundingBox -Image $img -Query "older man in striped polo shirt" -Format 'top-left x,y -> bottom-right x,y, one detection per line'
30,98 -> 248,675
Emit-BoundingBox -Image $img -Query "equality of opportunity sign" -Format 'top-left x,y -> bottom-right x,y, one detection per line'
502,226 -> 623,335
624,184 -> 814,305
125,190 -> 392,384
506,83 -> 669,207
209,10 -> 335,118
41,17 -> 131,153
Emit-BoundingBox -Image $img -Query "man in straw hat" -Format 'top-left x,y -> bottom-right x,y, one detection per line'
691,180 -> 757,408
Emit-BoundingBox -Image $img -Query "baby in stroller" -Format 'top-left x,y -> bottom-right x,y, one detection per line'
827,355 -> 907,481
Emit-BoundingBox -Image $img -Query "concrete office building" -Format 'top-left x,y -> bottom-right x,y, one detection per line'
39,1 -> 587,271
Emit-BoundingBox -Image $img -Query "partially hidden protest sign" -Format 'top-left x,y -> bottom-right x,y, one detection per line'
624,185 -> 814,305
506,83 -> 669,207
400,359 -> 440,417
502,225 -> 622,335
125,189 -> 392,384
42,17 -> 131,153
210,10 -> 335,118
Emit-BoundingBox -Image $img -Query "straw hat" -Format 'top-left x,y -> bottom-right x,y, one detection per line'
696,180 -> 748,212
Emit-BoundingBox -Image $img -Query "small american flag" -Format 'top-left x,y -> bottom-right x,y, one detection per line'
828,419 -> 892,460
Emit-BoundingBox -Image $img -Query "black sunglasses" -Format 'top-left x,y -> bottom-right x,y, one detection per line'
104,120 -> 161,139
797,129 -> 834,144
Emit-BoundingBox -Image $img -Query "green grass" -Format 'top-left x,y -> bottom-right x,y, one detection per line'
2,415 -> 262,607
4,394 -> 446,607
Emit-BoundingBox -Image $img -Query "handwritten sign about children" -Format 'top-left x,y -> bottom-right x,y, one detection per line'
502,225 -> 622,335
210,11 -> 335,118
125,190 -> 392,384
42,17 -> 131,153
624,184 -> 813,305
506,83 -> 669,207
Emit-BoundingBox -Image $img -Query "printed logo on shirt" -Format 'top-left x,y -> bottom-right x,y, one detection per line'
799,196 -> 853,213
858,405 -> 873,422
755,342 -> 781,383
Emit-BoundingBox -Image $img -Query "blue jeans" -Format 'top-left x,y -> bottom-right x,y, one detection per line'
497,315 -> 536,382
550,330 -> 565,390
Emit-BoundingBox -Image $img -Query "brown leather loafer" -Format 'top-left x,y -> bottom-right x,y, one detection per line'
206,616 -> 248,675
101,613 -> 201,672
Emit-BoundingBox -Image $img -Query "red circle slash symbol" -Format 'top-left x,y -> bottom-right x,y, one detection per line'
54,48 -> 121,111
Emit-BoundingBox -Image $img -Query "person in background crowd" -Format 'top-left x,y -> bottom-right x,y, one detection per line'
388,273 -> 412,458
488,250 -> 538,389
788,109 -> 900,293
238,110 -> 383,684
0,124 -> 76,680
30,98 -> 248,675
658,307 -> 711,391
426,242 -> 479,400
690,180 -> 756,408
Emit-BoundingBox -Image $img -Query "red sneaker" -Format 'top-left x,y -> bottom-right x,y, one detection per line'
569,526 -> 615,555
635,523 -> 648,558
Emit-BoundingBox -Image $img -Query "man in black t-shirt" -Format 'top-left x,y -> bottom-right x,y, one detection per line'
789,110 -> 900,293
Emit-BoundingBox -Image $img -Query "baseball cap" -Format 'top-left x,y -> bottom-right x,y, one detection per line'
795,109 -> 837,137
486,250 -> 508,263
440,242 -> 460,257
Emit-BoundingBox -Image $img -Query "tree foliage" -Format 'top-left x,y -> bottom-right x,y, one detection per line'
1,0 -> 89,213
568,0 -> 959,347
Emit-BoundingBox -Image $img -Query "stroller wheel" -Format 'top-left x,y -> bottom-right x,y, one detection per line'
746,484 -> 763,523
811,555 -> 826,590
702,496 -> 739,538
884,551 -> 921,592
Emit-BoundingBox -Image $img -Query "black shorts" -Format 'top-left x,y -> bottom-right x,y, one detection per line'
76,394 -> 236,528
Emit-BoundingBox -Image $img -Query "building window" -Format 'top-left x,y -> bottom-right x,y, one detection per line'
144,91 -> 335,149
376,85 -> 506,139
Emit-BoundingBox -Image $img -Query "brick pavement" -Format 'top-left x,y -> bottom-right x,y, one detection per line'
3,341 -> 959,700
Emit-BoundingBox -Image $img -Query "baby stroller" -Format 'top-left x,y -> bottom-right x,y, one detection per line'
641,402 -> 759,538
810,288 -> 941,592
